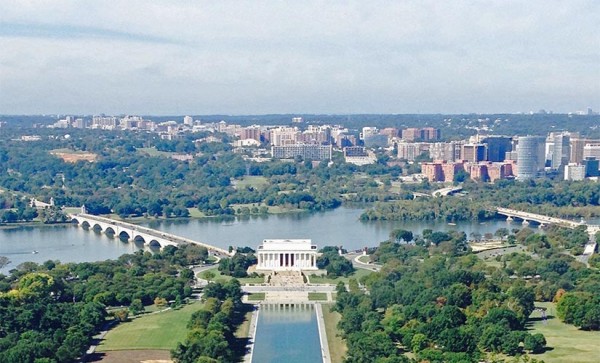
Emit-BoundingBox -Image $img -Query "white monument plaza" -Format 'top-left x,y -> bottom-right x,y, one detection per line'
256,239 -> 319,271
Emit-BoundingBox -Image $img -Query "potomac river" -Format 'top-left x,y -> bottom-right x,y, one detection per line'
0,206 -> 514,274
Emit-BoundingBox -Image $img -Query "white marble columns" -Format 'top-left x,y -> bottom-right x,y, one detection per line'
257,251 -> 317,270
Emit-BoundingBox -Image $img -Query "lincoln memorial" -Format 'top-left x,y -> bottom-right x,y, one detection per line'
255,239 -> 319,271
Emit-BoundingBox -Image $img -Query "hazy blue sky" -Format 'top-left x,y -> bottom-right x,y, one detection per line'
0,1 -> 598,115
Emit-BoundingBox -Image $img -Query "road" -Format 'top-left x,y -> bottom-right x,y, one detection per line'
344,252 -> 382,272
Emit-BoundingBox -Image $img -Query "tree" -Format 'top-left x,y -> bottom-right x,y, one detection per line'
154,297 -> 168,309
203,271 -> 215,281
411,333 -> 428,353
0,256 -> 10,269
114,308 -> 129,322
389,229 -> 413,243
129,298 -> 144,315
524,333 -> 546,354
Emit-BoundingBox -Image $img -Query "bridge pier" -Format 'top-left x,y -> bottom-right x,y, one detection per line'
522,219 -> 529,225
506,216 -> 513,222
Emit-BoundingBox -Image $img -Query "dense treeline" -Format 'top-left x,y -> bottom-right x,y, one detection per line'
0,244 -> 203,362
334,223 -> 600,362
0,129 -> 400,219
171,280 -> 246,363
218,253 -> 258,278
317,246 -> 355,277
362,179 -> 600,222
335,254 -> 545,362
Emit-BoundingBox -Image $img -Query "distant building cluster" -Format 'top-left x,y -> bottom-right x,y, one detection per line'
41,113 -> 600,182
418,132 -> 600,182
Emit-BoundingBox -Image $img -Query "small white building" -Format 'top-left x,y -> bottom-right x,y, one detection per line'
256,239 -> 319,271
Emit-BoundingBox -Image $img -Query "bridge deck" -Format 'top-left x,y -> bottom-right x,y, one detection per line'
496,207 -> 599,235
70,213 -> 232,255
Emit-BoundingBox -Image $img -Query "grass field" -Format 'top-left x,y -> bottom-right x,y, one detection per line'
247,293 -> 265,301
136,147 -> 176,157
233,176 -> 269,189
186,208 -> 206,218
308,292 -> 328,301
96,302 -> 201,351
308,268 -> 375,284
357,255 -> 370,263
528,302 -> 600,363
322,304 -> 347,363
199,267 -> 265,285
235,310 -> 255,339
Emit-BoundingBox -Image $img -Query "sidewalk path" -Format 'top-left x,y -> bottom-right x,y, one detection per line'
315,303 -> 332,363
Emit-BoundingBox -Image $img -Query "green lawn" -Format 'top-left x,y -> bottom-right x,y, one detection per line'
235,310 -> 255,338
322,304 -> 347,363
308,268 -> 375,284
186,208 -> 206,218
200,267 -> 265,285
357,255 -> 370,263
528,302 -> 600,363
97,302 -> 201,351
136,147 -> 176,157
247,293 -> 265,301
308,292 -> 328,301
233,176 -> 269,189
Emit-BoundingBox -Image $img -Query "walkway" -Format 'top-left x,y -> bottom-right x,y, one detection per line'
315,303 -> 332,363
243,305 -> 259,363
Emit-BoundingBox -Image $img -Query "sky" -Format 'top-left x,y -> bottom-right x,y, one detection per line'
0,1 -> 598,115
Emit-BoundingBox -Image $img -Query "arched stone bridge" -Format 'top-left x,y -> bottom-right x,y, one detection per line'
496,207 -> 600,237
69,213 -> 233,255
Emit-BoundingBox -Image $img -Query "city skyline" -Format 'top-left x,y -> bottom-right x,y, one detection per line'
1,1 -> 599,115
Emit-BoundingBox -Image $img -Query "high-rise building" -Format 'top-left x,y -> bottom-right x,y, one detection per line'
422,127 -> 441,141
242,126 -> 262,142
583,143 -> 600,159
551,134 -> 570,169
183,116 -> 194,126
422,162 -> 443,182
360,127 -> 378,140
564,163 -> 586,181
271,144 -> 332,160
461,144 -> 486,163
397,142 -> 430,161
270,127 -> 299,146
516,136 -> 546,180
570,138 -> 586,164
481,136 -> 512,162
401,128 -> 422,141
430,142 -> 462,162
583,157 -> 599,177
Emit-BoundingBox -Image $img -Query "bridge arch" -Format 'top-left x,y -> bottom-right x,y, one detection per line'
133,235 -> 146,244
81,221 -> 91,229
118,231 -> 131,240
148,240 -> 162,249
92,223 -> 104,232
104,227 -> 116,235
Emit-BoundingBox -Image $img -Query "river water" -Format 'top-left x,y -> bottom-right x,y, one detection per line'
1,206 -> 516,274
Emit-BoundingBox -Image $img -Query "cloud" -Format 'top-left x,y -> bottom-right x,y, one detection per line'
0,0 -> 598,114
0,22 -> 179,44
